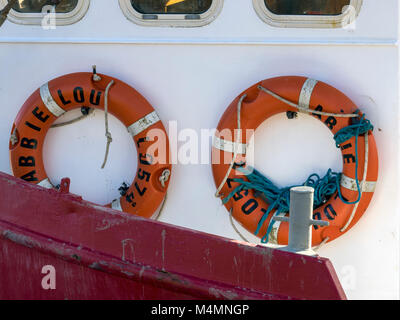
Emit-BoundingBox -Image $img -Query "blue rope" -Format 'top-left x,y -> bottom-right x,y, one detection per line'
222,114 -> 373,243
334,114 -> 373,205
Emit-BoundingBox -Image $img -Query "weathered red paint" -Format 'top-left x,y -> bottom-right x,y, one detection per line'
0,172 -> 346,300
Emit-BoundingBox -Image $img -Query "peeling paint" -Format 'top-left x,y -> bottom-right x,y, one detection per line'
209,288 -> 238,300
121,270 -> 134,277
231,239 -> 257,247
71,254 -> 81,262
156,270 -> 189,286
122,239 -> 135,262
89,262 -> 103,271
139,266 -> 146,279
96,217 -> 128,231
2,230 -> 35,248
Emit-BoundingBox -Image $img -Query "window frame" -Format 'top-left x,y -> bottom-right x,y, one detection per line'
253,0 -> 363,28
0,0 -> 90,26
119,0 -> 224,27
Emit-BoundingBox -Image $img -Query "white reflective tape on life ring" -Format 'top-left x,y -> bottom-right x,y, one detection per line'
111,198 -> 123,211
40,83 -> 66,118
127,111 -> 160,137
37,178 -> 54,189
340,174 -> 376,193
213,136 -> 247,155
298,78 -> 318,111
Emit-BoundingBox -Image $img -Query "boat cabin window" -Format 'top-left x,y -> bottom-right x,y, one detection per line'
0,0 -> 89,25
131,0 -> 212,15
253,0 -> 363,28
119,0 -> 224,27
11,0 -> 79,13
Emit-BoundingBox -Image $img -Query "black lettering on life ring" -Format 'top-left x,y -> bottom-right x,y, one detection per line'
233,189 -> 249,202
137,137 -> 148,148
20,170 -> 38,182
58,89 -> 71,106
73,87 -> 85,103
32,107 -> 50,123
313,212 -> 322,230
90,90 -> 102,106
139,153 -> 153,165
18,156 -> 35,167
324,204 -> 337,220
137,169 -> 151,182
134,182 -> 147,197
226,178 -> 235,189
20,137 -> 37,150
125,192 -> 136,208
324,116 -> 337,130
312,105 -> 323,120
343,154 -> 356,164
341,143 -> 352,150
241,199 -> 258,215
25,121 -> 41,132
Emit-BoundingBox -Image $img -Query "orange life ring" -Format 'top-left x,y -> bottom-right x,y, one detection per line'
9,72 -> 171,219
212,76 -> 378,246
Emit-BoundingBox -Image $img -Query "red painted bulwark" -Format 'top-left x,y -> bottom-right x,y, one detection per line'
0,172 -> 346,300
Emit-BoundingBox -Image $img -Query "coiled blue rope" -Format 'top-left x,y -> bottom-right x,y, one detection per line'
222,114 -> 373,243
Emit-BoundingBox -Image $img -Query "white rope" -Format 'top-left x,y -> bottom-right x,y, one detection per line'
229,208 -> 250,243
101,80 -> 115,169
159,169 -> 171,188
257,85 -> 359,118
154,193 -> 168,221
215,94 -> 247,198
50,108 -> 94,128
314,236 -> 330,251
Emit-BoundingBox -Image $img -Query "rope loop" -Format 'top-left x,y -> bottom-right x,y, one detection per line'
159,169 -> 171,188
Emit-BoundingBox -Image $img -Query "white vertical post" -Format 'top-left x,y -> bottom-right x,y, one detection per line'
273,186 -> 329,255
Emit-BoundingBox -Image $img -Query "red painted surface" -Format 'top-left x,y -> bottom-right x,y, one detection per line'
0,172 -> 346,300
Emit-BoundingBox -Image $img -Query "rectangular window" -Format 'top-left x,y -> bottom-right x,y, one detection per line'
253,0 -> 362,28
264,0 -> 351,16
1,0 -> 89,25
131,0 -> 212,15
12,0 -> 79,13
119,0 -> 223,27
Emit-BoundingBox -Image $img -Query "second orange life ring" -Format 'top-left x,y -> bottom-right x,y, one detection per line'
212,76 -> 378,246
9,72 -> 171,219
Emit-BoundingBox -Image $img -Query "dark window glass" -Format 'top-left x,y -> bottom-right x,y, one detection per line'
264,0 -> 351,16
131,0 -> 213,15
12,0 -> 79,13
